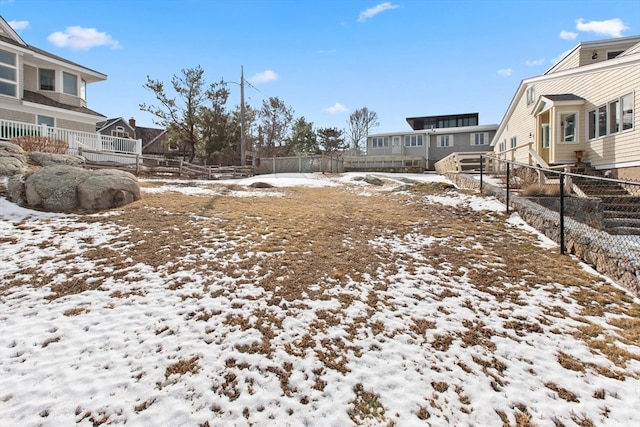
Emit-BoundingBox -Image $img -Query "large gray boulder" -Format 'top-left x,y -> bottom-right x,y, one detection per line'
18,165 -> 140,212
0,141 -> 27,176
29,151 -> 85,167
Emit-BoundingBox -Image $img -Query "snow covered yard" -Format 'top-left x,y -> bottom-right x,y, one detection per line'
1,172 -> 639,427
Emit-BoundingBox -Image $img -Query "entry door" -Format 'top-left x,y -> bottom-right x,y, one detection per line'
392,136 -> 401,154
540,124 -> 550,164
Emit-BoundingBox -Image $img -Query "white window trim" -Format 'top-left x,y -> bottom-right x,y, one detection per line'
63,71 -> 78,96
558,111 -> 579,144
0,48 -> 18,98
471,132 -> 488,145
437,135 -> 453,148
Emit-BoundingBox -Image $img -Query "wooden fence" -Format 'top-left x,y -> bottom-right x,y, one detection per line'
80,149 -> 254,179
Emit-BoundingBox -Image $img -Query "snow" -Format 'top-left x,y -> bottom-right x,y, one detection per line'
1,172 -> 639,427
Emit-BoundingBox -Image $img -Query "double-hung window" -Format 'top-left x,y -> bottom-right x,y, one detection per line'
63,72 -> 78,95
437,135 -> 452,147
404,135 -> 423,147
510,136 -> 517,148
0,48 -> 17,97
472,133 -> 487,145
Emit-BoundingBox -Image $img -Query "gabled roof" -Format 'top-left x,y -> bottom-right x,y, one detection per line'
532,94 -> 585,115
545,35 -> 640,74
0,15 -> 26,46
23,90 -> 105,117
96,117 -> 135,133
0,16 -> 106,81
491,36 -> 640,147
137,126 -> 168,150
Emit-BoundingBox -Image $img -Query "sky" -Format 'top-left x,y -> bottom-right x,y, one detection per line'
2,0 -> 640,133
2,173 -> 640,425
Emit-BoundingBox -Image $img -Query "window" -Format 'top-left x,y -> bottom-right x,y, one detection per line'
499,140 -> 506,152
526,86 -> 536,106
560,112 -> 576,142
510,136 -> 517,148
112,126 -> 129,138
371,136 -> 388,148
0,48 -> 17,97
39,69 -> 55,91
597,106 -> 607,137
621,93 -> 633,131
588,93 -> 633,139
63,72 -> 78,95
608,100 -> 619,134
472,133 -> 487,145
541,124 -> 550,148
437,135 -> 452,147
37,115 -> 55,127
404,135 -> 423,147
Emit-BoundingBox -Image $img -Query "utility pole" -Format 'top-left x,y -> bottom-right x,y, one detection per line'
240,65 -> 246,166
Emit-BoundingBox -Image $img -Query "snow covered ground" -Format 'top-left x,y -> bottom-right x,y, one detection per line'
1,172 -> 639,426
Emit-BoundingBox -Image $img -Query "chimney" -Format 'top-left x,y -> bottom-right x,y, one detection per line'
129,117 -> 136,128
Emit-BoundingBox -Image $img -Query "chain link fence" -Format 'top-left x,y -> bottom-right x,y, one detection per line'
478,155 -> 640,294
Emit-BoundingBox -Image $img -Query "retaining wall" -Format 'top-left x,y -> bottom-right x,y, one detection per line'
445,172 -> 640,296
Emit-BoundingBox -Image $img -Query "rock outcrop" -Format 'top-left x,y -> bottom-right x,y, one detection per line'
0,141 -> 27,176
0,141 -> 140,213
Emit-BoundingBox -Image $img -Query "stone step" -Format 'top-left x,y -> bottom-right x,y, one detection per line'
607,226 -> 640,236
604,210 -> 640,219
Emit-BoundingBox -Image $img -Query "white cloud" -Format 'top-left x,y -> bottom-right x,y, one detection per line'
47,26 -> 121,50
249,70 -> 278,84
8,20 -> 29,31
575,18 -> 629,37
525,58 -> 544,66
559,30 -> 578,40
324,103 -> 348,114
358,2 -> 399,23
497,68 -> 512,77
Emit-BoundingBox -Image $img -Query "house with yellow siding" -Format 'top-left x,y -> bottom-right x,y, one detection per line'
491,35 -> 640,181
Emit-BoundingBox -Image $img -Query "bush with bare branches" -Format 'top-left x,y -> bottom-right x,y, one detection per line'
10,135 -> 69,154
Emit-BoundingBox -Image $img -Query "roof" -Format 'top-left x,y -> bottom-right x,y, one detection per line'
540,94 -> 585,102
23,90 -> 105,117
0,16 -> 106,81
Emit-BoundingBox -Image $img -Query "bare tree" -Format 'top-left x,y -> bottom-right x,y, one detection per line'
347,107 -> 379,153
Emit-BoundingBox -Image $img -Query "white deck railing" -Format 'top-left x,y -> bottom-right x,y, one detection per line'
0,119 -> 142,164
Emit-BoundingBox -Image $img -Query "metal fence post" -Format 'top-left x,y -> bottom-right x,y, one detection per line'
506,161 -> 510,214
479,154 -> 484,193
559,173 -> 566,254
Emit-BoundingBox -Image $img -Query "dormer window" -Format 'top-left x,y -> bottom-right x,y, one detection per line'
63,72 -> 78,95
39,69 -> 55,91
112,126 -> 129,138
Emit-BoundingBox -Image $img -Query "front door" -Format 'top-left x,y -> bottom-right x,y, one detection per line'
540,123 -> 550,164
392,136 -> 401,154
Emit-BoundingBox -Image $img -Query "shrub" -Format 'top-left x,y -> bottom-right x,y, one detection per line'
10,135 -> 69,154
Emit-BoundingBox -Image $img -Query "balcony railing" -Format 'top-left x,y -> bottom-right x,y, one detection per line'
0,119 -> 142,164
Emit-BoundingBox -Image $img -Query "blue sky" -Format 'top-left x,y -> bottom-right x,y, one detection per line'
3,0 -> 640,133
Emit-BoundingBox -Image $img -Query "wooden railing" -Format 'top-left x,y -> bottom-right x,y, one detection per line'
0,119 -> 142,164
434,151 -> 489,174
